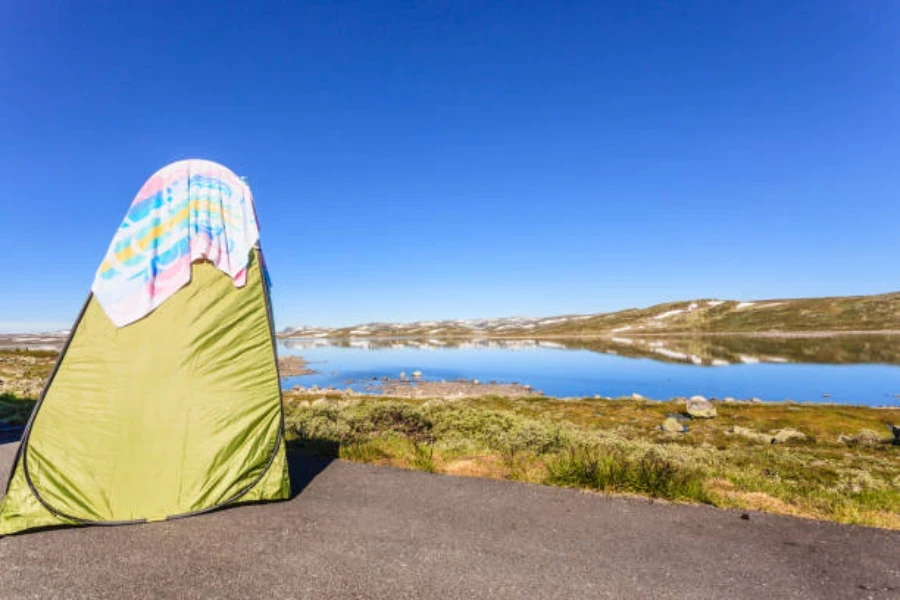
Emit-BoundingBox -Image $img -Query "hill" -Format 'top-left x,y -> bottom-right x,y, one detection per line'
279,291 -> 900,339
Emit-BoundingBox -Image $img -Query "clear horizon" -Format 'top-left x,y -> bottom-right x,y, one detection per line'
2,2 -> 898,330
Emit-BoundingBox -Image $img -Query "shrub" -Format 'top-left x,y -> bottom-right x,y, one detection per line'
429,407 -> 570,457
360,403 -> 435,444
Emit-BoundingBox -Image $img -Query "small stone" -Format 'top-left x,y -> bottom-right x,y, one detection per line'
740,513 -> 750,521
771,428 -> 806,444
732,426 -> 774,444
685,396 -> 717,419
632,393 -> 645,400
412,370 -> 423,379
660,417 -> 687,434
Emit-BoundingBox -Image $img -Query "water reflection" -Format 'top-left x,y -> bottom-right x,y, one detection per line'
280,334 -> 900,366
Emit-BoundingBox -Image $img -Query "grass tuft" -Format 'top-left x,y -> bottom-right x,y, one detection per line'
545,443 -> 710,502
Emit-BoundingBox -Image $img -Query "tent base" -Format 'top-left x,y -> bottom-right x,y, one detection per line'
0,438 -> 290,536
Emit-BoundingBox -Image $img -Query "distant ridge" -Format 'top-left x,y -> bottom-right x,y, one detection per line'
279,291 -> 900,339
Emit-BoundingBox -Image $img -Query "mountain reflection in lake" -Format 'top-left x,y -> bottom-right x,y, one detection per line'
279,335 -> 900,406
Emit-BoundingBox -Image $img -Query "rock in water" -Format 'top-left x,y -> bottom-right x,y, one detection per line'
660,417 -> 686,433
685,396 -> 717,419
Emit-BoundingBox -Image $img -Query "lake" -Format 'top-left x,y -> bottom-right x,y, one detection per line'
279,335 -> 900,407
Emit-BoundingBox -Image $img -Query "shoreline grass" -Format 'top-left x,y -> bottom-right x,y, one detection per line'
283,392 -> 899,529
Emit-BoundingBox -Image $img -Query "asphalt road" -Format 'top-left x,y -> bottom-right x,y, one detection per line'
0,442 -> 897,599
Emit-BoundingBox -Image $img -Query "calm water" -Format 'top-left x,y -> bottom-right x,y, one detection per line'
279,336 -> 900,407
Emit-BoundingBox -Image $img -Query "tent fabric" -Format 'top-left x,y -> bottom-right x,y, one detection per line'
92,159 -> 260,328
0,250 -> 290,534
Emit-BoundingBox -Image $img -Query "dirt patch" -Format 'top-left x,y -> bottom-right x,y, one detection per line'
441,456 -> 506,479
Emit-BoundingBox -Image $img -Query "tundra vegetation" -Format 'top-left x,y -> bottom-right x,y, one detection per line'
0,350 -> 54,422
282,391 -> 899,530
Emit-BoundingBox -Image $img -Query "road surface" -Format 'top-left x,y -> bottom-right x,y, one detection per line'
0,442 -> 897,599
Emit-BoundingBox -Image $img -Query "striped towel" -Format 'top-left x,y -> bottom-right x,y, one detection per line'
92,159 -> 260,327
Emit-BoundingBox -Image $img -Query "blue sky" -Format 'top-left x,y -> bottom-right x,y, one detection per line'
1,1 -> 898,331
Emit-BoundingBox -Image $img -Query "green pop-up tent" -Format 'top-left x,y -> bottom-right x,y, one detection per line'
0,160 -> 290,535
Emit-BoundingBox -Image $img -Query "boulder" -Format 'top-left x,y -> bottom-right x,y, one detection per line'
731,426 -> 805,444
892,425 -> 900,446
685,396 -> 717,419
838,429 -> 883,447
660,417 -> 686,434
412,370 -> 423,380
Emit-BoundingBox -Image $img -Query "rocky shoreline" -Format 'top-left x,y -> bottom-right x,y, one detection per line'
277,355 -> 316,377
291,375 -> 540,399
